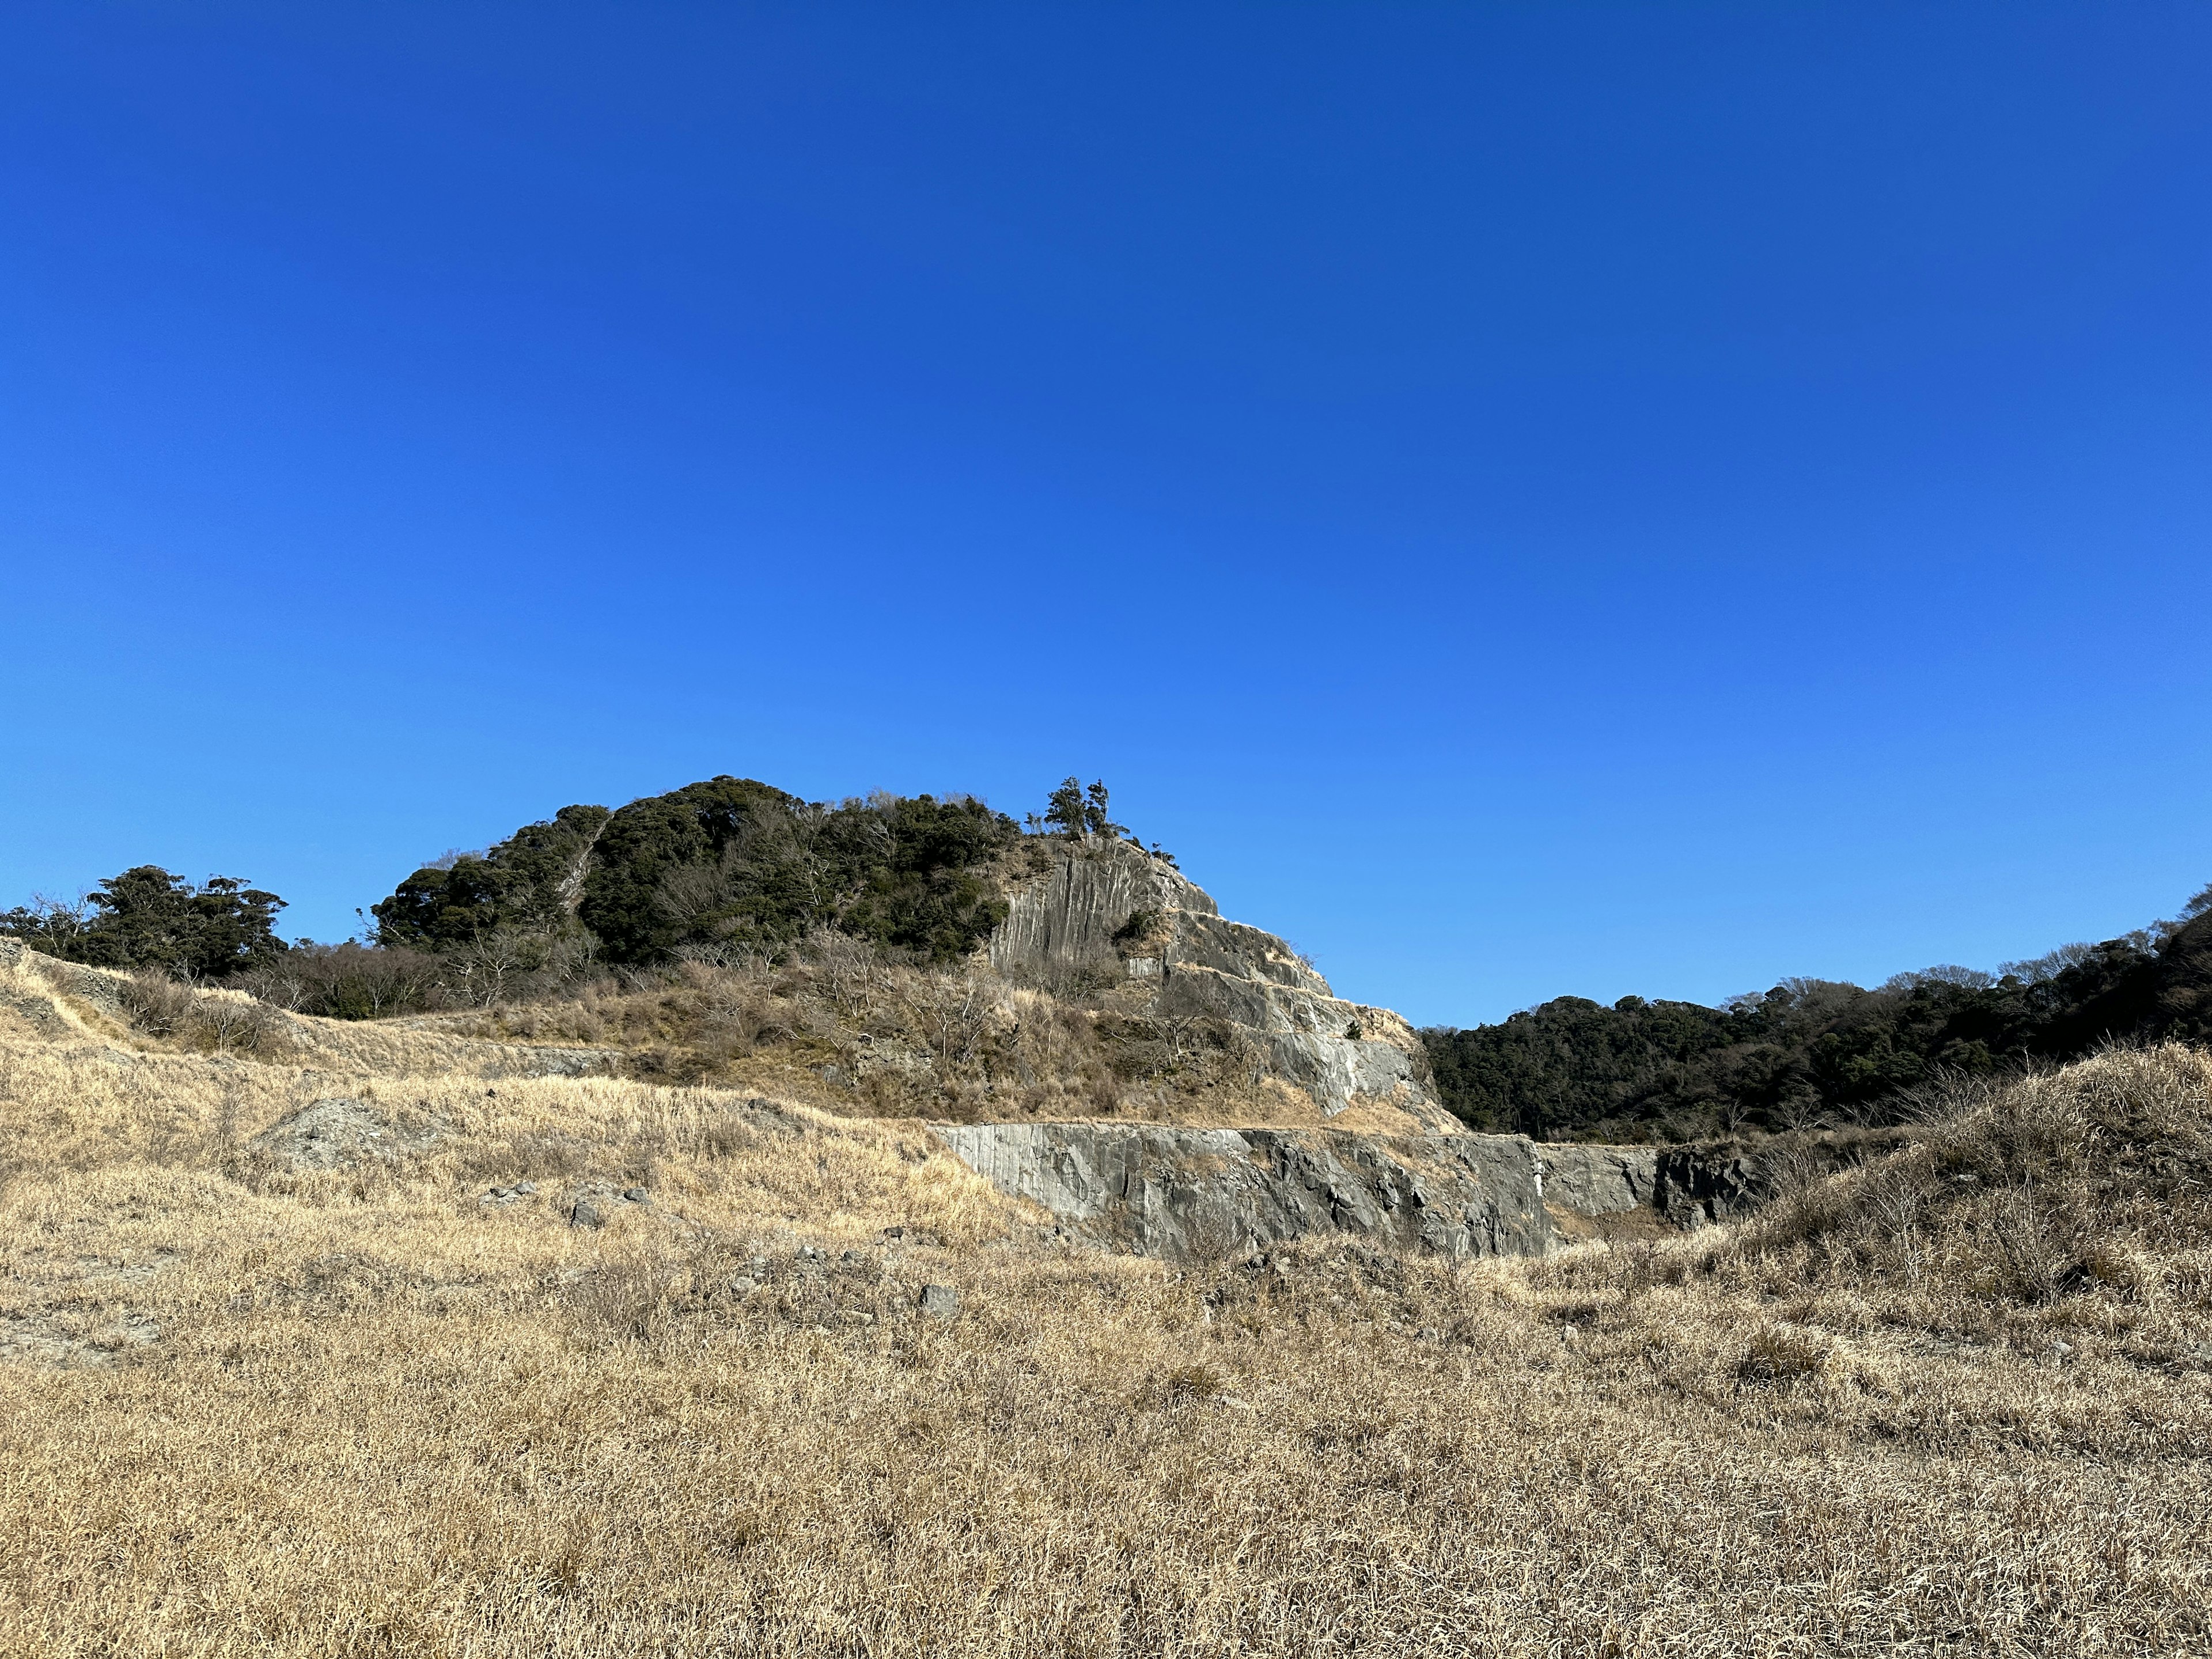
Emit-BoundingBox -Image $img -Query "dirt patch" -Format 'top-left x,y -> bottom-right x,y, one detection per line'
248,1097 -> 445,1172
0,1310 -> 161,1368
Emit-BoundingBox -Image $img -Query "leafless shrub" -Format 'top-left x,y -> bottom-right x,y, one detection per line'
118,971 -> 194,1037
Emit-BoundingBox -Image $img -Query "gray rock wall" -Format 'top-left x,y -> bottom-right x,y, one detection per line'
938,1121 -> 1558,1259
1535,1144 -> 1660,1217
937,1122 -> 1849,1260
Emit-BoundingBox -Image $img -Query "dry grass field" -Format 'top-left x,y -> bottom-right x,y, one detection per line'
1,954 -> 2208,1656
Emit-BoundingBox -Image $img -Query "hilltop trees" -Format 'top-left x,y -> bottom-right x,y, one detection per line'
6,773 -> 1137,1018
571,779 -> 1020,964
0,866 -> 289,979
371,805 -> 610,952
370,778 -> 1024,970
1041,778 -> 1125,839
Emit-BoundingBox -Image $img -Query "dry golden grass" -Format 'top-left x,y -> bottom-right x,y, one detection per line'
4,934 -> 1435,1134
1,975 -> 2207,1654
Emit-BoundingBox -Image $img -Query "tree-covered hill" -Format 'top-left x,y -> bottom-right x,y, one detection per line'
372,777 -> 1024,967
1423,888 -> 2212,1141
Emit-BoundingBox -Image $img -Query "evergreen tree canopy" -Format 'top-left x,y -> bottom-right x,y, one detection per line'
1,866 -> 289,979
1423,900 -> 2212,1141
371,804 -> 612,950
372,777 -> 1023,967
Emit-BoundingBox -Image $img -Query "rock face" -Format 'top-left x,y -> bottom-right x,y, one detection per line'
989,839 -> 1457,1128
1535,1143 -> 1660,1218
937,1122 -> 1556,1259
1650,1132 -> 1909,1228
937,1122 -> 1864,1260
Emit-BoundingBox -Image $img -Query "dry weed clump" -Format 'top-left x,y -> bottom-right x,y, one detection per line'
0,1023 -> 2208,1654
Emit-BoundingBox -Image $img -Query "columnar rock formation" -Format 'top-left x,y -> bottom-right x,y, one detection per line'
988,838 -> 1460,1130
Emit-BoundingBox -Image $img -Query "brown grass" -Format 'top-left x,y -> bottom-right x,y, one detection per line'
0,986 -> 2207,1653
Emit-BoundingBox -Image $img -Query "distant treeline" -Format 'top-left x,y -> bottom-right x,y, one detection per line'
1421,890 -> 2212,1141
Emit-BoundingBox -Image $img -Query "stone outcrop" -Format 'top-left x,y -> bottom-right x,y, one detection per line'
1650,1131 -> 1910,1228
937,1121 -> 1876,1260
936,1121 -> 1555,1259
989,839 -> 1457,1129
1534,1143 -> 1660,1218
248,1097 -> 445,1172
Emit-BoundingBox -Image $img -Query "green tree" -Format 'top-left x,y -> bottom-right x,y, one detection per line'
373,804 -> 611,950
1082,781 -> 1124,838
1419,880 -> 2212,1141
2,866 -> 289,979
1044,777 -> 1088,838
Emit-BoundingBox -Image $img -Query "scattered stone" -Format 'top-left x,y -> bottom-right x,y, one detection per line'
514,1181 -> 537,1195
728,1276 -> 757,1297
571,1200 -> 604,1230
622,1187 -> 650,1204
917,1284 -> 961,1319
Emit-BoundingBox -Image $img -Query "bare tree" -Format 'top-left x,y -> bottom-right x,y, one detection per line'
450,930 -> 535,1009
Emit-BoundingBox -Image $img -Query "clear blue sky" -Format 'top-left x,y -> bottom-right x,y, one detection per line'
4,4 -> 2209,1025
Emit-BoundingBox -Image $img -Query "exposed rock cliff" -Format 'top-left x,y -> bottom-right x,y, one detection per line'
988,839 -> 1458,1130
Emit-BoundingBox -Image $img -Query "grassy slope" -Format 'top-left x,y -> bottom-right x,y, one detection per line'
0,965 -> 2207,1654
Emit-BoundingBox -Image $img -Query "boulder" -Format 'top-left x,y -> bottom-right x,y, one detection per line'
916,1284 -> 961,1319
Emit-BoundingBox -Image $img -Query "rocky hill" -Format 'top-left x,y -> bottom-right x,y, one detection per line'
988,835 -> 1458,1132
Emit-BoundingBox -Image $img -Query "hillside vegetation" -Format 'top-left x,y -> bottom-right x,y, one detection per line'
16,775 -> 2210,1146
1424,885 -> 2212,1142
0,927 -> 2205,1655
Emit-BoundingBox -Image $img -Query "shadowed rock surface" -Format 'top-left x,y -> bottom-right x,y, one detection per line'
1651,1131 -> 1912,1228
989,839 -> 1458,1128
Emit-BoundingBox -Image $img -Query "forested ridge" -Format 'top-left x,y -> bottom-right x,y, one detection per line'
1,775 -> 1122,1019
1421,888 -> 2212,1141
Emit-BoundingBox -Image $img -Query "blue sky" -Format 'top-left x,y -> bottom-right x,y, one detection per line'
3,3 -> 2209,1025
